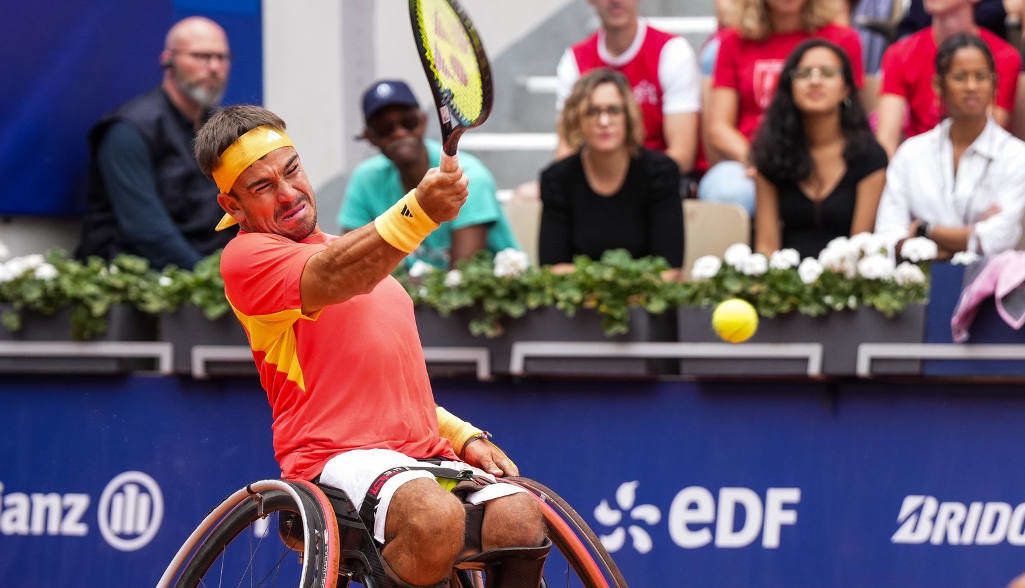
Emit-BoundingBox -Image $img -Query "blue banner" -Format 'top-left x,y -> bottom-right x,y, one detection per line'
2,376 -> 1024,586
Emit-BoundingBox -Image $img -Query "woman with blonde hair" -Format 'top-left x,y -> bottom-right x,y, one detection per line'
699,0 -> 864,216
539,68 -> 683,269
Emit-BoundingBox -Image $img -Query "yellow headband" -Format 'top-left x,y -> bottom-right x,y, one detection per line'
212,125 -> 295,231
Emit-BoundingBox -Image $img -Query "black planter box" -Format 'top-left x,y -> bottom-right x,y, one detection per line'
415,306 -> 678,376
0,304 -> 158,373
677,304 -> 926,377
159,306 -> 254,377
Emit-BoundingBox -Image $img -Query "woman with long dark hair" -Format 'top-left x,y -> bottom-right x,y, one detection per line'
751,38 -> 886,258
699,0 -> 863,215
876,33 -> 1025,258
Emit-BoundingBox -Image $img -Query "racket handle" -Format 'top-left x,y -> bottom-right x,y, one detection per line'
440,152 -> 459,173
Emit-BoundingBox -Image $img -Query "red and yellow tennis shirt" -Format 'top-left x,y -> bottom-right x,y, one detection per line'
221,230 -> 455,480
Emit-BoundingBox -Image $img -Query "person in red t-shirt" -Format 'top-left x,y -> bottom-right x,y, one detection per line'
554,0 -> 701,174
876,0 -> 1021,157
700,0 -> 863,215
193,105 -> 547,588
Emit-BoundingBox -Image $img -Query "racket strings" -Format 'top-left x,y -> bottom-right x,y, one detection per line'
414,0 -> 485,123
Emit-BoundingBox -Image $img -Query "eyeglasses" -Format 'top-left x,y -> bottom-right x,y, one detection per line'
367,111 -> 421,137
584,104 -> 625,118
791,66 -> 842,80
945,70 -> 994,84
174,50 -> 232,64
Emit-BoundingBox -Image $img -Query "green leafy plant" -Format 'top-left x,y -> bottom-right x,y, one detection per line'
402,249 -> 682,337
0,250 -> 165,340
0,240 -> 931,342
154,251 -> 230,319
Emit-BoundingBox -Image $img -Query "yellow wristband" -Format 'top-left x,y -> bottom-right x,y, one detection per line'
374,190 -> 439,253
435,406 -> 482,456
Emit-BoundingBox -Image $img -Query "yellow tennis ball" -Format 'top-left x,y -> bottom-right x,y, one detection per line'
712,298 -> 758,343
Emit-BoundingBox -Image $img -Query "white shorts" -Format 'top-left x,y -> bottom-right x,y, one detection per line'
318,448 -> 526,543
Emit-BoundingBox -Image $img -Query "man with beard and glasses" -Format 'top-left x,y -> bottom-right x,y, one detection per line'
338,80 -> 519,270
76,16 -> 234,269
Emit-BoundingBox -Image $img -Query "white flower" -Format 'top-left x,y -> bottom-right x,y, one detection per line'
769,248 -> 800,270
6,253 -> 45,277
690,255 -> 722,280
951,251 -> 980,266
109,265 -> 120,274
0,239 -> 8,261
798,257 -> 823,284
158,276 -> 173,287
740,253 -> 768,276
0,264 -> 14,284
444,269 -> 463,287
4,254 -> 44,278
893,262 -> 926,285
848,295 -> 858,309
22,254 -> 44,270
824,236 -> 852,252
857,253 -> 895,280
849,232 -> 887,256
493,248 -> 529,278
33,263 -> 58,281
847,232 -> 872,250
3,258 -> 25,278
818,243 -> 858,279
408,260 -> 435,279
901,237 -> 938,262
723,243 -> 752,269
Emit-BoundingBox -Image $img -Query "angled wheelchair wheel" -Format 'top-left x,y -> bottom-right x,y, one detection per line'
158,479 -> 345,588
507,477 -> 629,588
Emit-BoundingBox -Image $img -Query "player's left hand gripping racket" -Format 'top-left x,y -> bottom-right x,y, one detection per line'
409,0 -> 493,172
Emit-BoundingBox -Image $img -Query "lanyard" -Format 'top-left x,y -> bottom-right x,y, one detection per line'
938,121 -> 999,225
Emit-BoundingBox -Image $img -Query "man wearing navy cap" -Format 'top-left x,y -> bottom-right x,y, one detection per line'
338,80 -> 519,270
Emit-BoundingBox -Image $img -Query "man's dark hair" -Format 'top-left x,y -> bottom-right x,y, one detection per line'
194,105 -> 287,178
935,32 -> 996,79
751,38 -> 872,185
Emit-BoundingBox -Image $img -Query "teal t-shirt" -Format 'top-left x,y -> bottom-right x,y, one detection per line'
338,139 -> 519,269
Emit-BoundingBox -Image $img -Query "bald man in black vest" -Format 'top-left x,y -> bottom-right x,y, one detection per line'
78,16 -> 234,269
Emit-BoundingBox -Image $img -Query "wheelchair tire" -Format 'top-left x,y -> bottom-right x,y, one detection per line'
159,480 -> 343,588
508,477 -> 629,588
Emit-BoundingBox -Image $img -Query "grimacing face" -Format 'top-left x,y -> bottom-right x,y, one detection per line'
217,146 -> 319,241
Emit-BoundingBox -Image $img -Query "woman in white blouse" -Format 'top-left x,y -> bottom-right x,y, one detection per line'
875,33 -> 1025,259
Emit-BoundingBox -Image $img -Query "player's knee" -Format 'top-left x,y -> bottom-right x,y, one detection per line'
483,492 -> 545,549
402,486 -> 465,560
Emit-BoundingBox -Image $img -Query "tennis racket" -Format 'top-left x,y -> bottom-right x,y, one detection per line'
409,0 -> 493,171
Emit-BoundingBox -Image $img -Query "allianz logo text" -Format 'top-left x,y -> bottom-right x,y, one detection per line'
0,471 -> 163,551
892,495 -> 1025,546
595,481 -> 801,553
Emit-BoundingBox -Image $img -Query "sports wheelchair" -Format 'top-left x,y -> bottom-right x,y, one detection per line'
158,475 -> 627,587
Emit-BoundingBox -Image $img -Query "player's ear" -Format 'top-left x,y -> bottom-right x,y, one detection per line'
217,192 -> 243,222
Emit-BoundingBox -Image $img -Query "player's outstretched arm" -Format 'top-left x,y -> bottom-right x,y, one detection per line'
300,157 -> 468,314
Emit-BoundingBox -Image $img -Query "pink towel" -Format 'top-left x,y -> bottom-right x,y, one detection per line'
950,251 -> 1025,342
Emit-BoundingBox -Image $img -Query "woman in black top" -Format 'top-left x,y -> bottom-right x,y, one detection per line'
751,39 -> 887,259
539,68 -> 683,269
